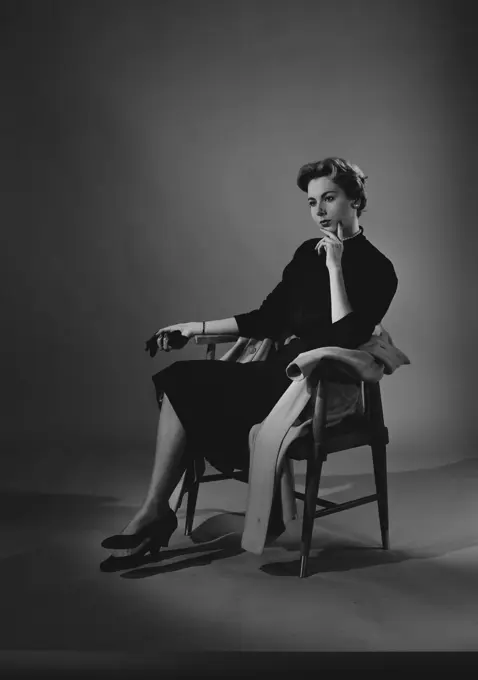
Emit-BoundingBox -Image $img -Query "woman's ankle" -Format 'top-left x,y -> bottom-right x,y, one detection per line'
140,500 -> 171,520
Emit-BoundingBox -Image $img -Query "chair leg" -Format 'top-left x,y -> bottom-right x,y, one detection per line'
183,453 -> 206,536
371,442 -> 390,550
299,453 -> 324,578
184,480 -> 199,536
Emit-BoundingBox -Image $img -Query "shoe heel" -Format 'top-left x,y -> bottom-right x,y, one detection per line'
149,516 -> 177,555
163,512 -> 178,544
157,525 -> 175,549
148,539 -> 164,556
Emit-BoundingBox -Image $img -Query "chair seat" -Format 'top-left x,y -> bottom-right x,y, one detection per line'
287,412 -> 388,460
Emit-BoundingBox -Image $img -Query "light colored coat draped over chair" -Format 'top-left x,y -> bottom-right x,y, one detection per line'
240,325 -> 410,554
172,324 -> 410,555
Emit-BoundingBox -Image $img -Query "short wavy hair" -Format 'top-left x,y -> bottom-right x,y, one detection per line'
296,157 -> 368,217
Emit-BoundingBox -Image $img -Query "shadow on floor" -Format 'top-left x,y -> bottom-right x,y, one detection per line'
2,452 -> 478,653
111,514 -> 411,579
261,545 -> 410,577
120,531 -> 245,579
3,455 -> 478,581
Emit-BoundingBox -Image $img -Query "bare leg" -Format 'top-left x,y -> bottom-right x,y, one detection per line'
117,393 -> 188,538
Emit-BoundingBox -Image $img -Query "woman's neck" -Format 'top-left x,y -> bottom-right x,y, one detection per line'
342,217 -> 361,240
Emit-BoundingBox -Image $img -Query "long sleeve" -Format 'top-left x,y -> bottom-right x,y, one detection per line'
233,232 -> 398,350
304,260 -> 398,350
233,244 -> 305,340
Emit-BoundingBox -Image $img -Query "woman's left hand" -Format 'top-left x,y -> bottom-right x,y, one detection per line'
315,221 -> 344,269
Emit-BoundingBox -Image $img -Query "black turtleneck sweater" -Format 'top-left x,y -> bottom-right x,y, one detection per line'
233,226 -> 398,364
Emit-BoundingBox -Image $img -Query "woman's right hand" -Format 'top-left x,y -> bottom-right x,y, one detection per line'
154,322 -> 202,352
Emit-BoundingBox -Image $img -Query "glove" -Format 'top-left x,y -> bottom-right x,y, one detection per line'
144,330 -> 189,357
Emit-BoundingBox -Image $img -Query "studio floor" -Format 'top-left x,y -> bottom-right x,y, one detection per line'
1,438 -> 478,674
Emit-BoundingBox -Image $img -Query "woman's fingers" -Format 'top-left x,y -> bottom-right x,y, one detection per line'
154,322 -> 193,352
337,221 -> 344,241
156,331 -> 168,351
316,238 -> 328,255
163,333 -> 172,352
155,327 -> 178,352
155,326 -> 173,351
320,221 -> 343,242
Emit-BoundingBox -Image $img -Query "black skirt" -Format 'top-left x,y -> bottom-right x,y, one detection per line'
151,339 -> 305,474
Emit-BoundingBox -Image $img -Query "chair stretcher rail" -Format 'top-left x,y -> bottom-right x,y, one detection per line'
313,493 -> 378,518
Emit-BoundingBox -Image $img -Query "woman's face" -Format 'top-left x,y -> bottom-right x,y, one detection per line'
307,176 -> 356,235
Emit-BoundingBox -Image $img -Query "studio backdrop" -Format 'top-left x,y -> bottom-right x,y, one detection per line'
2,0 -> 476,473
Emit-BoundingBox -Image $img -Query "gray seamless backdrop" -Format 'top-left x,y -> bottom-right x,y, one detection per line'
2,0 -> 476,474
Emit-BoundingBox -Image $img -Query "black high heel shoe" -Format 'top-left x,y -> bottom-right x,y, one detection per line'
101,508 -> 178,551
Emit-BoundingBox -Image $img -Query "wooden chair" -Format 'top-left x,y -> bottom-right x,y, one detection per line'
175,334 -> 390,579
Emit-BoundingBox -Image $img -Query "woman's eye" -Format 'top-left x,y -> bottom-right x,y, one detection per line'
325,195 -> 334,202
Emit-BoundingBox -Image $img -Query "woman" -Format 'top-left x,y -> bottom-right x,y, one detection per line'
100,157 -> 398,567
